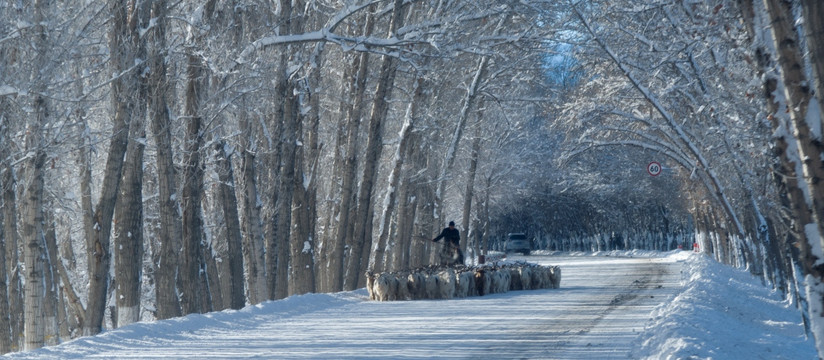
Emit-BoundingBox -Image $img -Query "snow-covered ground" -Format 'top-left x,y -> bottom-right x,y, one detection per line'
3,251 -> 816,359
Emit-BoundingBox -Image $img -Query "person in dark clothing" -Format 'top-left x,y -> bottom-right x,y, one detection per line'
433,221 -> 464,265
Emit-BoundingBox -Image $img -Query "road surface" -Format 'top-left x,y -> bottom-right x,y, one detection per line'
7,254 -> 685,359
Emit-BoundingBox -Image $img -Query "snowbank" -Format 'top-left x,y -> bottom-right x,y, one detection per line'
632,252 -> 816,359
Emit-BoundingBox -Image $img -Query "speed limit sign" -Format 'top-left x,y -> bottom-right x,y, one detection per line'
647,161 -> 662,176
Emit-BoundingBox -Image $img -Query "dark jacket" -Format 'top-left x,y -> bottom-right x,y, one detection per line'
433,227 -> 460,247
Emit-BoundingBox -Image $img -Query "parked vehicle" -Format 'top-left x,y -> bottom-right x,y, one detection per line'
505,233 -> 531,255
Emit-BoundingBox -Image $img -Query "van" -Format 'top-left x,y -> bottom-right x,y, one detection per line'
506,233 -> 530,255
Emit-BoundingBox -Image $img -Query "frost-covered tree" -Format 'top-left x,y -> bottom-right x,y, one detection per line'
145,0 -> 183,320
742,0 -> 824,354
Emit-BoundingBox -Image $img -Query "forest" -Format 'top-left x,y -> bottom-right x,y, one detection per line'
1,0 -> 824,357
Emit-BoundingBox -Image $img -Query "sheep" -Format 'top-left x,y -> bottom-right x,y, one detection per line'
396,271 -> 411,300
366,262 -> 559,301
473,268 -> 485,296
365,271 -> 377,300
519,265 -> 532,290
542,266 -> 553,289
387,274 -> 400,301
501,267 -> 512,291
455,269 -> 473,298
551,265 -> 562,289
509,267 -> 523,291
407,272 -> 425,300
474,268 -> 491,296
483,268 -> 493,295
424,271 -> 440,299
489,268 -> 508,294
437,267 -> 456,299
493,267 -> 511,293
529,265 -> 544,290
374,272 -> 393,301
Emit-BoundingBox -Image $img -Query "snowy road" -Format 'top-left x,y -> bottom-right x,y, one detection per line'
8,254 -> 685,359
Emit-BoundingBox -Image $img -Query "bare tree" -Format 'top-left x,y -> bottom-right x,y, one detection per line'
21,26 -> 49,349
374,87 -> 419,273
145,0 -> 182,320
0,145 -> 11,353
756,0 -> 824,353
42,211 -> 59,345
0,118 -> 19,353
214,142 -> 246,309
238,113 -> 268,304
83,0 -> 137,336
179,48 -> 209,314
799,0 -> 824,120
288,122 -> 316,295
345,0 -> 405,291
326,13 -> 374,293
113,88 -> 146,328
112,0 -> 151,328
21,127 -> 47,350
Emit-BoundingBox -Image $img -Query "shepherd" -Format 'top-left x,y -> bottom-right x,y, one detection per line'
433,221 -> 464,265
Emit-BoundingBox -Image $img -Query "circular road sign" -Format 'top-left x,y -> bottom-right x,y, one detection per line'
647,161 -> 662,176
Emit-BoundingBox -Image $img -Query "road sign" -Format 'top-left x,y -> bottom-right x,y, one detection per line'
647,161 -> 662,176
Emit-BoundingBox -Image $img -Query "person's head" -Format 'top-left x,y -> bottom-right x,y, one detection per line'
448,221 -> 455,228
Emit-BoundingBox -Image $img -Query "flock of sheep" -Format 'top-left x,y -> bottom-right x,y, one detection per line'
365,262 -> 561,301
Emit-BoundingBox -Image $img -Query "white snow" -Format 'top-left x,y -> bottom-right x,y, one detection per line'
0,85 -> 18,96
5,251 -> 815,359
807,96 -> 822,141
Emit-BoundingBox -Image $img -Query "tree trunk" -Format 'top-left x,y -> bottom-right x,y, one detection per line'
288,132 -> 315,296
275,85 -> 298,299
749,3 -> 817,332
22,94 -> 48,350
293,38 -> 323,295
0,118 -> 19,353
215,142 -> 246,309
433,51 -> 493,225
227,0 -> 267,306
54,233 -> 84,340
0,169 -> 10,353
799,0 -> 824,124
202,239 -> 223,311
327,15 -> 374,292
113,105 -> 145,328
762,0 -> 824,239
268,0 -> 296,301
115,0 -> 149,321
416,185 -> 437,267
372,117 -> 413,274
146,0 -> 182,321
43,212 -> 59,345
461,120 -> 483,263
238,114 -> 267,305
180,50 -> 208,315
759,0 -> 824,354
345,0 -> 405,291
392,176 -> 417,270
391,97 -> 427,270
263,113 -> 282,299
304,42 -> 323,297
480,176 -> 492,257
0,5 -> 22,349
85,0 -> 136,336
